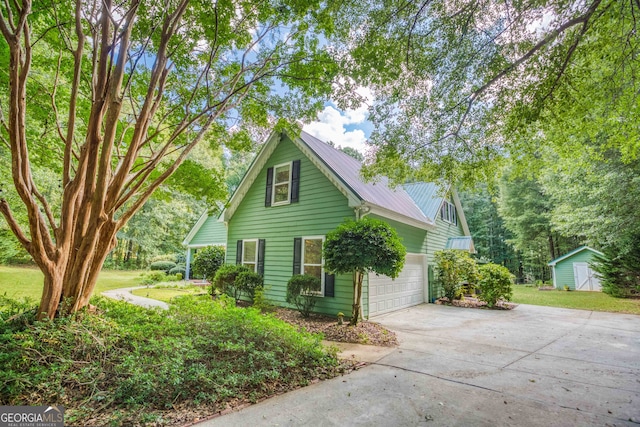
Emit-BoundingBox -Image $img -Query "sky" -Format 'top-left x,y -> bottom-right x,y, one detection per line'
302,87 -> 374,155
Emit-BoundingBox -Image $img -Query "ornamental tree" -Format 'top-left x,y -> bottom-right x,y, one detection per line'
433,250 -> 479,301
324,217 -> 406,326
0,0 -> 344,319
191,246 -> 225,282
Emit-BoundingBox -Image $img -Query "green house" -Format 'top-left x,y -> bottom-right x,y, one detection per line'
186,130 -> 474,317
183,212 -> 227,280
548,246 -> 604,291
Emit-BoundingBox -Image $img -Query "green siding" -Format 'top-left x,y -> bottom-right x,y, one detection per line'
227,136 -> 356,316
190,216 -> 227,246
553,250 -> 597,290
426,201 -> 466,301
368,215 -> 428,254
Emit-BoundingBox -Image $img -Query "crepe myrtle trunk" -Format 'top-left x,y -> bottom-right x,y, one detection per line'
37,221 -> 119,319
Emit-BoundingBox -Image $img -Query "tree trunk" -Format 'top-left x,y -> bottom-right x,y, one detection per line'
32,225 -> 118,320
350,270 -> 364,326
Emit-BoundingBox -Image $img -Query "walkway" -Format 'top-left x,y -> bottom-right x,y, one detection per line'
101,286 -> 169,309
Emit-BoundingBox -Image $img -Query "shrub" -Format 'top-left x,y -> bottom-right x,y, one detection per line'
236,270 -> 264,302
191,246 -> 225,281
212,264 -> 250,301
149,260 -> 176,272
140,271 -> 167,285
252,287 -> 274,313
168,265 -> 186,278
149,254 -> 179,264
0,296 -> 339,426
477,263 -> 514,307
286,274 -> 321,318
433,250 -> 478,301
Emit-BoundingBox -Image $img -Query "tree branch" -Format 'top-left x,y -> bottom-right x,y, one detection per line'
0,199 -> 31,250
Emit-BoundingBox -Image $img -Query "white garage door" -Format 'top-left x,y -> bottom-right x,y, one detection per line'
573,262 -> 602,291
369,253 -> 426,316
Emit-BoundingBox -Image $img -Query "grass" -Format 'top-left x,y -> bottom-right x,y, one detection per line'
0,265 -> 145,301
511,285 -> 640,315
131,285 -> 206,302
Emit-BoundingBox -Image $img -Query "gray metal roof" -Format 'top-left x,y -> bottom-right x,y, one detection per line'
445,236 -> 474,251
299,131 -> 436,225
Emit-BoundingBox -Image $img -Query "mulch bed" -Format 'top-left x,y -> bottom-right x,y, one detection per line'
272,307 -> 398,347
436,296 -> 517,310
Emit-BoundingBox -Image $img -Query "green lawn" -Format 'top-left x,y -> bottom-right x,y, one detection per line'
0,265 -> 145,301
131,285 -> 206,302
511,285 -> 640,315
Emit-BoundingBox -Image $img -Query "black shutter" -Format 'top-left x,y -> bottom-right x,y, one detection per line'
265,167 -> 274,207
236,240 -> 243,265
257,239 -> 266,276
293,238 -> 302,275
291,160 -> 300,203
324,273 -> 335,297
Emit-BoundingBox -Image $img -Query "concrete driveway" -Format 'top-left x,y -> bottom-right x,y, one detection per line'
196,304 -> 640,426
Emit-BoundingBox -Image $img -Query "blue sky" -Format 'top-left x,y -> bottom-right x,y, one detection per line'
302,87 -> 374,155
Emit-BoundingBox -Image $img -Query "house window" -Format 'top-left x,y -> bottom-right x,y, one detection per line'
441,200 -> 457,225
293,236 -> 334,297
272,162 -> 292,205
242,239 -> 258,272
236,239 -> 265,275
302,236 -> 325,295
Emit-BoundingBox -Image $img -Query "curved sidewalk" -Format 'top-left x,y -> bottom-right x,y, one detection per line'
101,286 -> 169,310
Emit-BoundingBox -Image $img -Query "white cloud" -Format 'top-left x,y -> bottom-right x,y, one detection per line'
303,87 -> 372,154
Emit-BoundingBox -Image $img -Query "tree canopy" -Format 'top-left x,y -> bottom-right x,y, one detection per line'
0,0 -> 347,319
338,0 -> 639,185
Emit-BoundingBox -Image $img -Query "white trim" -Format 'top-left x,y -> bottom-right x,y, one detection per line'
366,203 -> 436,231
271,161 -> 293,206
186,243 -> 226,249
552,266 -> 558,288
301,235 -> 325,296
242,239 -> 259,272
451,190 -> 472,238
548,246 -> 604,266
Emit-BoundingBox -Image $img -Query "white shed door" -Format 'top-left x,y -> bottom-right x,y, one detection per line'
369,254 -> 426,316
573,262 -> 602,291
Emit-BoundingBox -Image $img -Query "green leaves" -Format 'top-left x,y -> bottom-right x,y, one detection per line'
337,0 -> 639,187
324,217 -> 406,278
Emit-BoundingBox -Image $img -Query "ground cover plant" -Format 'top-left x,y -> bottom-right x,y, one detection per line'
0,295 -> 344,426
511,286 -> 640,315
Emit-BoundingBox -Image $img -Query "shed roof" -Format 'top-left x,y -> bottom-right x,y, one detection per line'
548,246 -> 603,266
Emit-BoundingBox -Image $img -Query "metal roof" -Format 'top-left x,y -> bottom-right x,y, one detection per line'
299,131 -> 434,225
548,246 -> 604,266
402,182 -> 444,220
445,236 -> 475,252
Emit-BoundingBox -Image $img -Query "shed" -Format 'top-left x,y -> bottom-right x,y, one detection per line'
182,212 -> 227,280
548,246 -> 604,291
